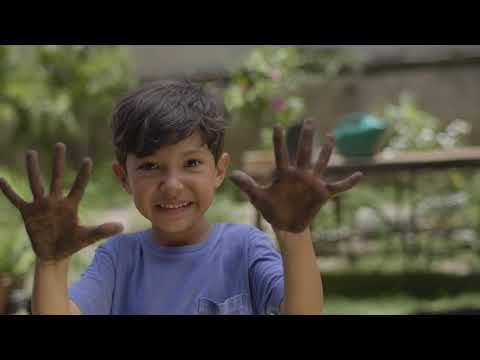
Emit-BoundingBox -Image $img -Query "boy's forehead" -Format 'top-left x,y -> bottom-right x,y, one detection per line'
129,130 -> 208,161
177,130 -> 207,148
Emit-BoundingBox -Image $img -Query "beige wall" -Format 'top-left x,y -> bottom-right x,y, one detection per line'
128,45 -> 480,80
128,45 -> 258,80
300,65 -> 480,145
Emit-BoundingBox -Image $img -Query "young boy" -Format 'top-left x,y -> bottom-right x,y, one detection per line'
0,80 -> 362,315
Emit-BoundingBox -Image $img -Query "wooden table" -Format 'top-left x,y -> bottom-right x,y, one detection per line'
243,147 -> 480,179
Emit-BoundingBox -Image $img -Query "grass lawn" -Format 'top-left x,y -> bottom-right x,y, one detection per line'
321,271 -> 480,315
324,293 -> 480,315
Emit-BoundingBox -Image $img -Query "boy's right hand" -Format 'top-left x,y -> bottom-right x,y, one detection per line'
0,143 -> 124,264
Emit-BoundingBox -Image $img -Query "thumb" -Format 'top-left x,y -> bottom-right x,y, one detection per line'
80,222 -> 124,246
229,171 -> 262,202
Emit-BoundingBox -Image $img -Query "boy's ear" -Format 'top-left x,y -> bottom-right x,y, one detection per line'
112,162 -> 132,194
215,153 -> 231,188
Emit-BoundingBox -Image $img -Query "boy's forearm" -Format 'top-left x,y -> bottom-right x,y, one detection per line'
275,227 -> 323,315
32,258 -> 74,315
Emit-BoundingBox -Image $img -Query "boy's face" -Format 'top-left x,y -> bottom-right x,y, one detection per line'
112,130 -> 230,241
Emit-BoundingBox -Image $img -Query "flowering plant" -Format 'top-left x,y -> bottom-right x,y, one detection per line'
224,46 -> 364,149
380,92 -> 471,156
224,47 -> 306,148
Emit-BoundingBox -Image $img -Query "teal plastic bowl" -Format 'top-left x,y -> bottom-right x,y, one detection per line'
333,112 -> 387,157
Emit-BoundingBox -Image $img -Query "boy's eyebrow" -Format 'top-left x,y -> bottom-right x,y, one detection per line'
181,145 -> 209,156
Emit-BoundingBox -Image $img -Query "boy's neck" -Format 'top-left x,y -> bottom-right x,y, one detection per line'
150,218 -> 213,247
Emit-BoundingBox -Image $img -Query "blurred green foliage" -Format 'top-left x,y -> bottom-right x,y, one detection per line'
0,45 -> 137,169
378,92 -> 471,156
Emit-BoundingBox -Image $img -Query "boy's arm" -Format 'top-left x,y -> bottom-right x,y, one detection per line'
275,228 -> 323,314
32,259 -> 81,315
231,120 -> 362,315
0,143 -> 122,315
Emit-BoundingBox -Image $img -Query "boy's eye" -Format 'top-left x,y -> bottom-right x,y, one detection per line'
185,159 -> 202,168
138,162 -> 159,171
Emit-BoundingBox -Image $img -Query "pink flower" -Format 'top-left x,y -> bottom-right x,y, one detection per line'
272,99 -> 288,112
239,84 -> 248,93
271,69 -> 281,81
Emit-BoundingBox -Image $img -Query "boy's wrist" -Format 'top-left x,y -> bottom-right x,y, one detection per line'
36,257 -> 70,269
273,226 -> 312,247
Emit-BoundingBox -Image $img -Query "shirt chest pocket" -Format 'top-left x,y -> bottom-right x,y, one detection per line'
198,293 -> 251,315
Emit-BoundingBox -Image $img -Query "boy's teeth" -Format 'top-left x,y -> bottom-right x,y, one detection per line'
159,202 -> 189,209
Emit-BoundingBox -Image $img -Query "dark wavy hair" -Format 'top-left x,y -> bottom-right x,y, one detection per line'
110,79 -> 226,167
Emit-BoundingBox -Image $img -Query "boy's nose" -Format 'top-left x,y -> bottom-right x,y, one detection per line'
160,174 -> 185,197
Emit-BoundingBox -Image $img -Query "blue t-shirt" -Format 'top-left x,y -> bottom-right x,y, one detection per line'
68,223 -> 284,315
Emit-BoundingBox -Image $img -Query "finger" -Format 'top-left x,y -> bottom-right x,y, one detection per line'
26,150 -> 45,200
295,119 -> 314,169
67,158 -> 92,204
0,177 -> 27,209
50,143 -> 66,197
273,125 -> 289,171
314,134 -> 335,175
326,172 -> 363,196
80,222 -> 124,246
229,170 -> 262,202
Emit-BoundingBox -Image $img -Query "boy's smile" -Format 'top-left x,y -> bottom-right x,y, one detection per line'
112,130 -> 230,246
154,200 -> 194,217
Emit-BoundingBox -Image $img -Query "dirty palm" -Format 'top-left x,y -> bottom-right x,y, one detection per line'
230,120 -> 363,233
0,144 -> 123,263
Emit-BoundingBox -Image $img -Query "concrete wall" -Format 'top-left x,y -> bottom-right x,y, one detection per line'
128,45 -> 258,80
300,64 -> 480,145
128,45 -> 480,80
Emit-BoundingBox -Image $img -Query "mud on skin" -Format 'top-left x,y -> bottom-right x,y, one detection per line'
230,120 -> 363,234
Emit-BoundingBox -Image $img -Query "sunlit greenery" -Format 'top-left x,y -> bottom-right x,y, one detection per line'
0,45 -> 137,169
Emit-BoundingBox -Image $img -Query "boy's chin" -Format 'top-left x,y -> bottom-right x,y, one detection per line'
150,216 -> 206,238
152,220 -> 193,233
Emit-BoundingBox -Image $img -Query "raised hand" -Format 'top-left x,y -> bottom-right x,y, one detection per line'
230,120 -> 363,233
0,144 -> 123,263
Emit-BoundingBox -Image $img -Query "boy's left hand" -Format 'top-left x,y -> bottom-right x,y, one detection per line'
230,120 -> 363,233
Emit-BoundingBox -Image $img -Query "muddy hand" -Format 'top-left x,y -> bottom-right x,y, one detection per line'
0,143 -> 123,263
230,120 -> 363,233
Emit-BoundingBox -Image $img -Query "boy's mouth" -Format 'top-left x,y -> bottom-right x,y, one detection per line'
155,201 -> 194,212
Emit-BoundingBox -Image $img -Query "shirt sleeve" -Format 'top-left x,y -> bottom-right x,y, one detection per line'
247,227 -> 284,315
68,242 -> 117,315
